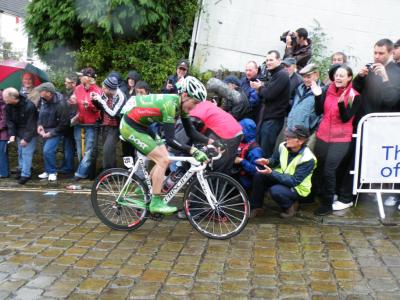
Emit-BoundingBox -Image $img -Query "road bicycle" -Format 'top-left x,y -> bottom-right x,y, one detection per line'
91,147 -> 250,239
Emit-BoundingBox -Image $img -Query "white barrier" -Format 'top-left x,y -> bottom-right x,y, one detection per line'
352,113 -> 400,219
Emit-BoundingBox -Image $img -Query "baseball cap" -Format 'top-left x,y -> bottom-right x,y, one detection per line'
176,59 -> 189,70
36,82 -> 56,94
76,67 -> 97,78
285,125 -> 310,139
281,57 -> 297,66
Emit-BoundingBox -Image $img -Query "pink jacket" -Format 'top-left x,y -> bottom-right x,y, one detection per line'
316,83 -> 359,143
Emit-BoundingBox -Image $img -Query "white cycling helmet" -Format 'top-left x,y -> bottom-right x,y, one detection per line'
176,76 -> 207,102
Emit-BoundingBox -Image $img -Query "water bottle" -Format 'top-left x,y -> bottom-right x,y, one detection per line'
162,167 -> 186,193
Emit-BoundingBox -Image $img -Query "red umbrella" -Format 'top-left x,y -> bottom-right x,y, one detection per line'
0,60 -> 49,90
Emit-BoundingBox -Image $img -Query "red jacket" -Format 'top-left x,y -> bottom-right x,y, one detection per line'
74,84 -> 102,124
316,83 -> 359,143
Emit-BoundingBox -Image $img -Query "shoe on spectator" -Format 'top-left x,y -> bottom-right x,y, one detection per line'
332,201 -> 353,211
384,196 -> 397,207
48,174 -> 57,182
18,176 -> 30,185
280,201 -> 299,218
73,176 -> 83,181
314,205 -> 333,216
38,172 -> 49,179
333,194 -> 338,202
14,174 -> 21,180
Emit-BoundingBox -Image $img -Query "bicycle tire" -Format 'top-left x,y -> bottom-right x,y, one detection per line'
183,172 -> 250,239
91,168 -> 150,231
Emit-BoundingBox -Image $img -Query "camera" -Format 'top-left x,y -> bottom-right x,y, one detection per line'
365,63 -> 374,71
280,30 -> 297,47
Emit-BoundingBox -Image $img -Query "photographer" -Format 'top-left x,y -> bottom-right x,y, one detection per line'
161,59 -> 189,94
282,28 -> 312,69
353,39 -> 400,115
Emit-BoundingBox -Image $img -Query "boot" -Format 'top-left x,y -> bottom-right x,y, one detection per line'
149,195 -> 177,215
280,201 -> 299,218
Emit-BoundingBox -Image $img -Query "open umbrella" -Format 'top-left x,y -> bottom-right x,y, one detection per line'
0,60 -> 49,90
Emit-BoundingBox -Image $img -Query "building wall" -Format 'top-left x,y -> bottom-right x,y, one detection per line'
0,12 -> 28,59
192,0 -> 398,72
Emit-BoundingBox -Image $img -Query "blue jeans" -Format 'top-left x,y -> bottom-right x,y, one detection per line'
59,134 -> 75,173
17,137 -> 37,177
43,135 -> 61,174
259,118 -> 284,158
74,125 -> 96,178
0,141 -> 9,177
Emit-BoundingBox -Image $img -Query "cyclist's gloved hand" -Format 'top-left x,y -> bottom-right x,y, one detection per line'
190,147 -> 208,162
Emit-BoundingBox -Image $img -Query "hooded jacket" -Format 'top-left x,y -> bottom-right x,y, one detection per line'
237,118 -> 263,189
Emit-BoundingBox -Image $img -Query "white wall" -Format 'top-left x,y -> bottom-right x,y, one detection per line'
192,0 -> 399,72
0,12 -> 28,59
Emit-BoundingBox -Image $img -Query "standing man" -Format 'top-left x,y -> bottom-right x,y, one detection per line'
251,50 -> 290,158
70,67 -> 102,180
161,59 -> 189,94
282,57 -> 303,107
4,88 -> 38,184
91,76 -> 126,170
283,28 -> 312,69
240,61 -> 260,120
36,83 -> 68,182
353,39 -> 400,115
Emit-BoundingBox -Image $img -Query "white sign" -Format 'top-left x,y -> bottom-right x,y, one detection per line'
361,116 -> 400,183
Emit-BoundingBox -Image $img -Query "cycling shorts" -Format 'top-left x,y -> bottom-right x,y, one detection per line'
119,118 -> 157,155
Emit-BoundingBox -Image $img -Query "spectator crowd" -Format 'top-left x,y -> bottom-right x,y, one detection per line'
1,28 -> 400,218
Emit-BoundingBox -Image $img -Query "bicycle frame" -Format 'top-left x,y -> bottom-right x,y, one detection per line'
121,155 -> 219,210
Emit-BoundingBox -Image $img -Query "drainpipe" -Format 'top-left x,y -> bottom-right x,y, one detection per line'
188,0 -> 203,66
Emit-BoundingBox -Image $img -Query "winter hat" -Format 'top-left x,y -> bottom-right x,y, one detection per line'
281,57 -> 297,66
77,67 -> 97,78
103,76 -> 119,90
328,63 -> 342,82
239,118 -> 257,143
223,75 -> 241,87
127,70 -> 141,82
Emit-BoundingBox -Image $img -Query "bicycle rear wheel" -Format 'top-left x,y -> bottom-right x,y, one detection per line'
183,172 -> 249,239
91,168 -> 150,231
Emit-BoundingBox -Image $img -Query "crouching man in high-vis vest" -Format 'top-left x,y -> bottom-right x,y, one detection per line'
250,125 -> 317,218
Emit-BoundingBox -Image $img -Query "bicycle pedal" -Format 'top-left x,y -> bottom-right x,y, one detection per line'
149,213 -> 164,221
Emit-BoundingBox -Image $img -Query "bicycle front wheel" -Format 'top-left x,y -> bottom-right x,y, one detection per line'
183,172 -> 250,239
91,168 -> 150,231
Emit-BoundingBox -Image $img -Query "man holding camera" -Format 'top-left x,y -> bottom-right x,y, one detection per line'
161,59 -> 189,94
353,39 -> 400,115
251,50 -> 290,158
282,28 -> 312,69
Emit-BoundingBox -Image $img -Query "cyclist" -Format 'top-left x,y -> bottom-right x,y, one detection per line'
119,76 -> 214,214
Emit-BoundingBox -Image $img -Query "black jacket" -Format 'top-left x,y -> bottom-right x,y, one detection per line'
284,39 -> 312,69
37,92 -> 69,137
353,61 -> 400,115
258,65 -> 290,121
6,95 -> 38,142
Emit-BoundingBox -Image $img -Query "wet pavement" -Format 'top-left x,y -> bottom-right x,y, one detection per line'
0,186 -> 399,299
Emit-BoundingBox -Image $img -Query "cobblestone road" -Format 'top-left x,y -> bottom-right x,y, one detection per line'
0,191 -> 399,299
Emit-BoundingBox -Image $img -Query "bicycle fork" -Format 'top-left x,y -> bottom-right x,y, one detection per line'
196,171 -> 218,210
